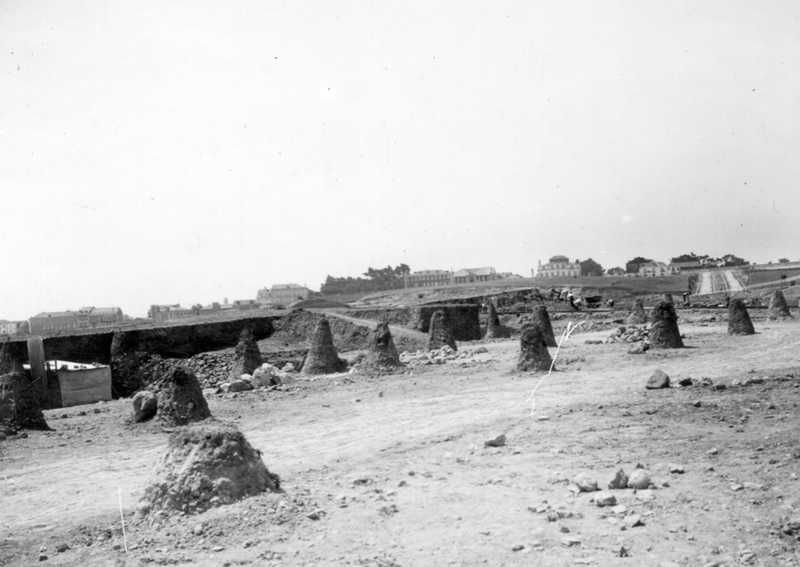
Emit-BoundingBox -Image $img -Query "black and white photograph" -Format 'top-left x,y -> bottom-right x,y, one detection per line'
1,1 -> 799,565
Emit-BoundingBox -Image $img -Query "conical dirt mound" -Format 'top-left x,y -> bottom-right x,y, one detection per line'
139,422 -> 280,515
149,365 -> 211,426
302,317 -> 347,374
768,290 -> 792,320
649,301 -> 684,348
0,371 -> 50,431
728,299 -> 755,335
627,299 -> 647,325
363,321 -> 401,369
229,327 -> 263,380
484,301 -> 511,339
529,305 -> 557,347
516,324 -> 553,372
427,310 -> 457,351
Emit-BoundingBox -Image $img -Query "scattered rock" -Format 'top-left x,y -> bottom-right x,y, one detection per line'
627,469 -> 651,489
668,464 -> 685,474
608,469 -> 629,489
594,491 -> 617,507
678,377 -> 693,387
227,379 -> 254,393
646,369 -> 670,389
484,434 -> 506,448
572,473 -> 599,492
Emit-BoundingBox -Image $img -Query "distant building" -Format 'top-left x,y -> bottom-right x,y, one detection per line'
536,256 -> 580,278
257,284 -> 311,307
232,299 -> 259,310
669,260 -> 703,272
638,262 -> 677,277
406,269 -> 453,288
29,307 -> 124,334
453,267 -> 500,284
0,320 -> 25,336
605,267 -> 626,276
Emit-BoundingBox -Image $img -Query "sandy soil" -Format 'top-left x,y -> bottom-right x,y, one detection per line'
2,317 -> 800,566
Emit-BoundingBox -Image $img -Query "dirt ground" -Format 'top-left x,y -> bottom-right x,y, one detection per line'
2,314 -> 800,566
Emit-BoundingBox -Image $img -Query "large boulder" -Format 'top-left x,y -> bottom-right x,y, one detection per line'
427,310 -> 457,351
768,290 -> 792,320
646,369 -> 670,389
727,299 -> 755,335
363,321 -> 401,370
138,423 -> 280,515
132,390 -> 158,422
301,317 -> 347,375
516,324 -> 553,372
648,301 -> 684,348
229,328 -> 262,380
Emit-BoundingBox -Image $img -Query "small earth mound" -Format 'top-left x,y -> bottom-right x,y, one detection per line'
648,301 -> 684,348
768,290 -> 793,320
138,422 -> 280,515
427,310 -> 457,351
728,298 -> 755,335
627,299 -> 648,325
301,316 -> 347,374
144,364 -> 212,426
229,327 -> 263,380
516,324 -> 553,372
363,321 -> 401,370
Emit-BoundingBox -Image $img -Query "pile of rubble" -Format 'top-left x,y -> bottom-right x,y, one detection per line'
399,346 -> 490,367
217,362 -> 297,394
605,325 -> 649,344
179,351 -> 235,388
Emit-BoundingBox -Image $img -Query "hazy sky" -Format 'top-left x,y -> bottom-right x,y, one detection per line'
2,1 -> 799,319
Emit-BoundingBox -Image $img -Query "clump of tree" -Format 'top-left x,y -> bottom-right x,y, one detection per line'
321,264 -> 411,295
625,257 -> 653,274
579,258 -> 604,277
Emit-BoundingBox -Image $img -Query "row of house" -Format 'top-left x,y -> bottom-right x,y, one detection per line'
405,267 -> 515,288
148,299 -> 261,323
534,255 -> 681,279
27,307 -> 125,335
256,283 -> 312,307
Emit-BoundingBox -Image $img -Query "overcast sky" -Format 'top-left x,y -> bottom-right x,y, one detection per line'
1,1 -> 799,319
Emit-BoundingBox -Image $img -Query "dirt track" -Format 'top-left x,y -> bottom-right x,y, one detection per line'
2,317 -> 800,566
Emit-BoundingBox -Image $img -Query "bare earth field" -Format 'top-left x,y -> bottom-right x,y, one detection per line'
2,316 -> 800,566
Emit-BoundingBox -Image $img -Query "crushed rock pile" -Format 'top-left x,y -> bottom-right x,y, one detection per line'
399,345 -> 490,367
605,325 -> 649,344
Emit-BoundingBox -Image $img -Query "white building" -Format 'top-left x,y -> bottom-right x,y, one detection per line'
257,284 -> 311,307
406,269 -> 453,288
0,320 -> 23,336
638,261 -> 676,277
536,255 -> 581,278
